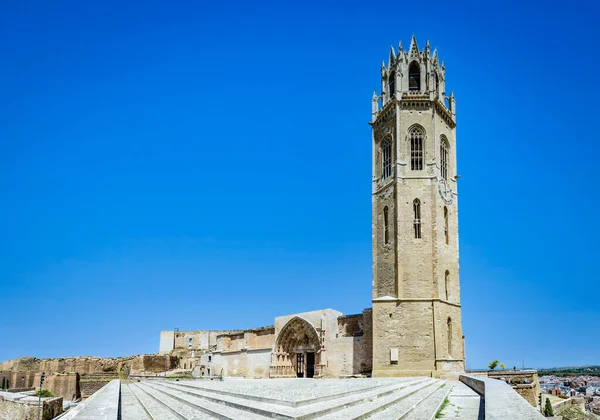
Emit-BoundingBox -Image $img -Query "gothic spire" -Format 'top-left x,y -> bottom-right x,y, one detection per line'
409,34 -> 419,57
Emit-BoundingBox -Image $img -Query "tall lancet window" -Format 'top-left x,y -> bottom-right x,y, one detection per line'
444,206 -> 449,245
383,206 -> 390,244
410,127 -> 424,170
440,137 -> 449,181
382,139 -> 392,179
388,73 -> 396,98
445,270 -> 450,301
409,62 -> 421,91
447,317 -> 453,356
413,199 -> 422,239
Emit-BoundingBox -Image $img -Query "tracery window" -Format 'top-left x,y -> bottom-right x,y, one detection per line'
413,199 -> 422,239
382,139 -> 392,179
445,270 -> 450,300
444,206 -> 449,245
384,206 -> 390,244
440,137 -> 449,180
447,317 -> 453,356
409,62 -> 421,91
388,73 -> 396,98
410,127 -> 424,170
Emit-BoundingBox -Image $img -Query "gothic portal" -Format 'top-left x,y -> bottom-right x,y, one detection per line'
370,35 -> 466,377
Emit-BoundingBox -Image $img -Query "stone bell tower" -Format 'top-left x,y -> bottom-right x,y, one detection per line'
370,35 -> 465,377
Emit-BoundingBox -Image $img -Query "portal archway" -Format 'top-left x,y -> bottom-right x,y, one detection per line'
270,317 -> 322,378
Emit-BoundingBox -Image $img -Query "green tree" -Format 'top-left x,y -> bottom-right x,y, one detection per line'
34,389 -> 53,397
488,360 -> 499,370
543,398 -> 554,417
500,363 -> 506,370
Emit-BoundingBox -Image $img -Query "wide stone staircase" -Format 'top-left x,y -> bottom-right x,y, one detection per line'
119,377 -> 456,420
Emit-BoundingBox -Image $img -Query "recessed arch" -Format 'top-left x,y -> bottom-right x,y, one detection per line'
272,316 -> 321,378
381,137 -> 392,180
440,135 -> 449,181
409,126 -> 425,171
409,61 -> 421,91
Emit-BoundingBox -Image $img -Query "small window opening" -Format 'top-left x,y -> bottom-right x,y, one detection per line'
445,270 -> 450,301
447,317 -> 453,356
444,206 -> 449,245
413,199 -> 422,239
410,128 -> 424,170
383,206 -> 390,244
440,137 -> 449,181
388,74 -> 395,98
409,62 -> 421,91
382,140 -> 392,179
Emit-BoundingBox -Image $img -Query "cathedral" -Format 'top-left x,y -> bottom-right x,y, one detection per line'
159,35 -> 466,379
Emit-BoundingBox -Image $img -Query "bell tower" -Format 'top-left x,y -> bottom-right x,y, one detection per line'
370,35 -> 465,377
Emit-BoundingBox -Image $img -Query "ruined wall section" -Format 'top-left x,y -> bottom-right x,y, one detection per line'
327,309 -> 373,377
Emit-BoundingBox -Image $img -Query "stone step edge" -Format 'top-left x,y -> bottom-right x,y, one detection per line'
424,382 -> 453,420
398,380 -> 448,419
149,378 -> 433,420
122,383 -> 154,420
165,378 -> 423,408
129,382 -> 189,420
138,381 -> 267,420
296,379 -> 436,420
316,379 -> 440,420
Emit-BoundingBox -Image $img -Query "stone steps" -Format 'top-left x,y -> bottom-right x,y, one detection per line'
115,378 -> 472,420
151,379 -> 423,420
401,380 -> 451,419
127,382 -> 188,419
316,378 -> 438,420
120,383 -> 152,420
367,380 -> 448,420
137,381 -> 263,420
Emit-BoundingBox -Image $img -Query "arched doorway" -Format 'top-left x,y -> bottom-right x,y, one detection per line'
270,317 -> 321,378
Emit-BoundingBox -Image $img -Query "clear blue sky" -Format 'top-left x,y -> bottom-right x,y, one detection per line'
1,0 -> 598,370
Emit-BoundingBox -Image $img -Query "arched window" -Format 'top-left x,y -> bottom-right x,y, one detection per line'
413,199 -> 421,239
440,137 -> 449,180
409,62 -> 421,91
435,72 -> 439,92
388,73 -> 396,98
447,317 -> 453,356
382,139 -> 392,179
383,206 -> 390,244
410,127 -> 424,170
444,206 -> 449,245
445,270 -> 450,300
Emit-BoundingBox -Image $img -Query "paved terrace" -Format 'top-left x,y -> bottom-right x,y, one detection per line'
59,376 -> 542,419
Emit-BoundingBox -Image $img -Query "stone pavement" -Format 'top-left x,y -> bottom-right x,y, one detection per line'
60,377 -> 519,419
438,380 -> 484,419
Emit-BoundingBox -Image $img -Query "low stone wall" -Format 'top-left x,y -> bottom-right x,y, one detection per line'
0,390 -> 63,420
34,372 -> 81,401
60,380 -> 120,420
80,373 -> 119,398
460,375 -> 545,420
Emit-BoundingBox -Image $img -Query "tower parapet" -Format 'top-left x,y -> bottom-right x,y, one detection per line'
372,35 -> 455,124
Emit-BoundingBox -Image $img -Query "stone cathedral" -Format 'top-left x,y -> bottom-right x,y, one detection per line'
158,36 -> 466,379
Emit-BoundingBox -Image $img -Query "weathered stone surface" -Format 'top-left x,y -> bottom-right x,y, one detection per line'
371,36 -> 465,378
34,372 -> 81,401
0,390 -> 62,420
